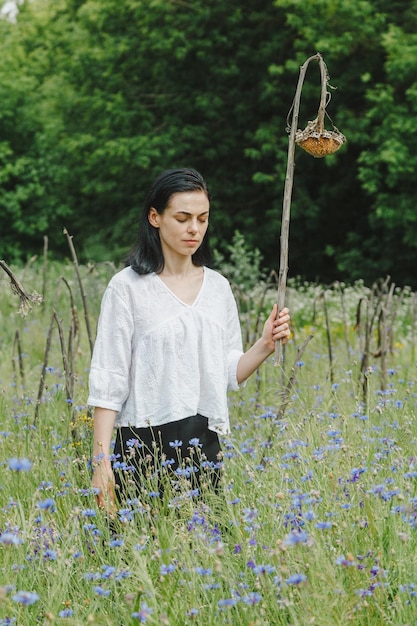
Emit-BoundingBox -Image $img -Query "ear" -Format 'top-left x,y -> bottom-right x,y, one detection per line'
148,207 -> 160,228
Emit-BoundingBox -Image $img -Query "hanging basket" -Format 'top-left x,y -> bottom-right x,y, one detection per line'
295,118 -> 346,158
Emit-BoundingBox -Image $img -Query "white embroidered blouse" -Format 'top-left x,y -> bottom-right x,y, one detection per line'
87,266 -> 243,434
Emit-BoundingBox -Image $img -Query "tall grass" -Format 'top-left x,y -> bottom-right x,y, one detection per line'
1,258 -> 417,625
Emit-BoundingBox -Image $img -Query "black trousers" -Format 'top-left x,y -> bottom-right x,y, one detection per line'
112,414 -> 222,498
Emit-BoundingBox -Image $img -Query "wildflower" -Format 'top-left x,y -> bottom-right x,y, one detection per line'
189,438 -> 202,448
336,554 -> 356,566
93,586 -> 110,597
12,590 -> 39,605
284,530 -> 309,545
0,533 -> 22,546
8,458 -> 32,471
131,601 -> 153,622
59,609 -> 74,618
195,567 -> 212,576
113,460 -> 135,472
169,439 -> 182,448
242,507 -> 258,524
37,498 -> 55,511
160,563 -> 176,576
101,566 -> 116,579
81,509 -> 96,518
161,458 -> 175,468
285,573 -> 307,585
253,564 -> 276,575
218,598 -> 238,608
243,591 -> 262,605
43,549 -> 57,561
109,538 -> 124,547
316,521 -> 332,530
126,438 -> 142,448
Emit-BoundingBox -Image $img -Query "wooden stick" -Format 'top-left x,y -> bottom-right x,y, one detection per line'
63,228 -> 94,357
275,53 -> 322,364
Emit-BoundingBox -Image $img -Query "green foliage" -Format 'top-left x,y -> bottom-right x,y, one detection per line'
2,0 -> 417,285
213,231 -> 265,291
2,262 -> 417,623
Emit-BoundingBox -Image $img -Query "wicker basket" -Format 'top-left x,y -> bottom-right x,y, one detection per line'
295,121 -> 346,158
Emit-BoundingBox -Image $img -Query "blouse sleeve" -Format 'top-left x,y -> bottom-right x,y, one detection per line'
225,284 -> 244,391
87,283 -> 134,412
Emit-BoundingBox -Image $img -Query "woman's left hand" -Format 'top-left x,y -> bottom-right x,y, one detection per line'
263,305 -> 291,353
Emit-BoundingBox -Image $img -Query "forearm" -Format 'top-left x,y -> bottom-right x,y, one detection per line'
236,338 -> 272,385
92,406 -> 117,462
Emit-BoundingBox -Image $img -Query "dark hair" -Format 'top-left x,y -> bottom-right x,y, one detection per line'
126,168 -> 212,274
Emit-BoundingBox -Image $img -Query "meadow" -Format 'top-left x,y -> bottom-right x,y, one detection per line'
1,254 -> 417,626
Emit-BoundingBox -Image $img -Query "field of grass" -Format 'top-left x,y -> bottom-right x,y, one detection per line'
1,258 -> 417,625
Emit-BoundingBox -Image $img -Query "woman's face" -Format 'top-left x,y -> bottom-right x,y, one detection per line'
148,190 -> 210,260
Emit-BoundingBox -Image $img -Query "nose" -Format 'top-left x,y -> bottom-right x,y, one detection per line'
187,218 -> 198,233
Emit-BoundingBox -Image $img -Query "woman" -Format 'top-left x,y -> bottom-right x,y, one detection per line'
88,168 -> 291,509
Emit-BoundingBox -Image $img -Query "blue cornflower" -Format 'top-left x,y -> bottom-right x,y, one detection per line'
253,564 -> 276,575
126,438 -> 142,448
85,572 -> 101,581
218,598 -> 238,608
285,573 -> 307,585
316,521 -> 332,530
59,609 -> 74,618
1,619 -> 17,625
243,591 -> 262,605
37,498 -> 55,511
242,507 -> 258,523
81,509 -> 96,517
93,586 -> 110,597
189,438 -> 202,447
131,601 -> 153,622
109,538 -> 124,547
101,566 -> 116,579
161,458 -> 175,468
195,567 -> 212,576
336,554 -> 356,566
118,509 -> 134,523
0,533 -> 22,546
8,458 -> 32,471
43,549 -> 57,561
284,530 -> 309,545
12,591 -> 39,605
160,563 -> 176,576
169,439 -> 183,448
113,460 -> 135,472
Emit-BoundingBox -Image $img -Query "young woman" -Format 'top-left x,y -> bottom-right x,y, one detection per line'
88,168 -> 291,509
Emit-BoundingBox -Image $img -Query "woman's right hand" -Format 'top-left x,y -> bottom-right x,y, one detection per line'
92,459 -> 117,515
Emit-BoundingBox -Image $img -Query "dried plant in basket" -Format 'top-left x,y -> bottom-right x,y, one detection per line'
275,53 -> 345,366
295,117 -> 345,158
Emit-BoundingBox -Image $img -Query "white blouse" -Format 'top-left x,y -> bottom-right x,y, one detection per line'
87,266 -> 243,434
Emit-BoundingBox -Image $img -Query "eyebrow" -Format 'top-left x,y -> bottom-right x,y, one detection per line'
174,210 -> 210,216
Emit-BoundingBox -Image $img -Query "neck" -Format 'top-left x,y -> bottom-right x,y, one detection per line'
160,256 -> 198,278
